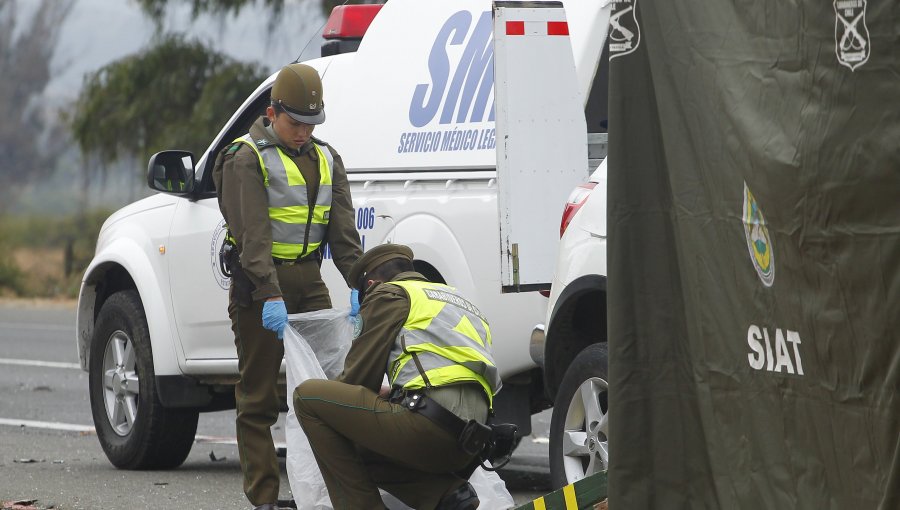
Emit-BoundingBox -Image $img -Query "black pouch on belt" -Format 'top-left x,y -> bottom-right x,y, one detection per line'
226,247 -> 255,308
483,422 -> 518,465
400,392 -> 494,457
458,419 -> 493,456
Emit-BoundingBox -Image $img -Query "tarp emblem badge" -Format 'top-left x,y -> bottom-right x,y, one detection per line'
742,182 -> 774,288
609,0 -> 641,60
834,0 -> 870,71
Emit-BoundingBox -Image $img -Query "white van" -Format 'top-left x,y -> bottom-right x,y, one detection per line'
76,0 -> 610,479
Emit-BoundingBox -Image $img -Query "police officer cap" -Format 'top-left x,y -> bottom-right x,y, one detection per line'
271,63 -> 326,125
349,244 -> 414,286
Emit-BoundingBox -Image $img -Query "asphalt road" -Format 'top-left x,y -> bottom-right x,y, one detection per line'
0,301 -> 551,509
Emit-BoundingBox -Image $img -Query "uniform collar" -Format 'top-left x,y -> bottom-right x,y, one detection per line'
251,116 -> 314,157
391,271 -> 428,283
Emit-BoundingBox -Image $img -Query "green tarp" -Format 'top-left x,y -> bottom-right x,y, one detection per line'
606,1 -> 898,508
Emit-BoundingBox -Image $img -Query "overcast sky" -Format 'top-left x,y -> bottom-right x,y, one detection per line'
13,0 -> 327,103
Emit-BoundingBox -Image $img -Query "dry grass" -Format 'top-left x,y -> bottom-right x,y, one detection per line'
0,211 -> 106,299
7,246 -> 81,299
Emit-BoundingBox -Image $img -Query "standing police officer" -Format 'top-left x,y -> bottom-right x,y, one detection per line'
213,63 -> 362,510
293,244 -> 501,510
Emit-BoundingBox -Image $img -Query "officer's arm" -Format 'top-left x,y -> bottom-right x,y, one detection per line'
323,148 -> 363,286
337,286 -> 407,392
220,147 -> 281,299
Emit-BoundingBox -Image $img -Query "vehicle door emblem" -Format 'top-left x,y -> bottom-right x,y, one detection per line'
210,219 -> 232,290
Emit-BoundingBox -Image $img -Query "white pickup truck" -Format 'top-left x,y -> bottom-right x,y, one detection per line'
76,0 -> 610,484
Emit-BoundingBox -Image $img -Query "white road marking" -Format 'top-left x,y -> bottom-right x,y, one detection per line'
0,418 -> 95,433
196,436 -> 286,449
195,435 -> 238,445
0,358 -> 81,370
0,321 -> 72,332
0,418 -> 285,448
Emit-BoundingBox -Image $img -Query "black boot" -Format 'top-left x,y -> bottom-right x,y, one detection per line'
436,482 -> 480,510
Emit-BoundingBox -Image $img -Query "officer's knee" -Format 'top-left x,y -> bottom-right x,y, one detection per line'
292,379 -> 326,417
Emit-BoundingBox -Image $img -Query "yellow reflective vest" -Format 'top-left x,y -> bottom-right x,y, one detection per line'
386,280 -> 502,407
232,135 -> 333,259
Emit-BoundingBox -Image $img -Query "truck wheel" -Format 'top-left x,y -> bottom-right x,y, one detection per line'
549,343 -> 609,488
88,290 -> 199,469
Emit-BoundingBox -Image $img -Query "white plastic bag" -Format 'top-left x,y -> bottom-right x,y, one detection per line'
380,464 -> 515,510
468,463 -> 516,510
284,308 -> 355,510
287,308 -> 355,379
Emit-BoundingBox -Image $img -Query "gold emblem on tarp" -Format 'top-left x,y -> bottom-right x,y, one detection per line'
834,0 -> 871,71
742,183 -> 774,287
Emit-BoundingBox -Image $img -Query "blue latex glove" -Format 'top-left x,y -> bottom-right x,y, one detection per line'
349,289 -> 360,317
262,300 -> 288,340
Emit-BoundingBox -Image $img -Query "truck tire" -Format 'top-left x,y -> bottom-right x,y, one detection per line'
549,343 -> 609,488
88,290 -> 199,469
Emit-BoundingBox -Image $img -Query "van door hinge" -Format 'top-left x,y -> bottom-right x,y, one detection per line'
512,243 -> 519,287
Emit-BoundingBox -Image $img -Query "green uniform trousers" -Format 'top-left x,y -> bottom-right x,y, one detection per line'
293,380 -> 475,510
230,260 -> 331,506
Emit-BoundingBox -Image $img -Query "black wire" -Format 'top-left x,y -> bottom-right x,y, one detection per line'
293,0 -> 354,63
480,454 -> 512,472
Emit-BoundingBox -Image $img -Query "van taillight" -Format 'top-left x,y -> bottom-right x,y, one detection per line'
559,182 -> 597,237
322,4 -> 383,40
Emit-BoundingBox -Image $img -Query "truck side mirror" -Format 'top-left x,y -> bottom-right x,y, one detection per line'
147,150 -> 196,195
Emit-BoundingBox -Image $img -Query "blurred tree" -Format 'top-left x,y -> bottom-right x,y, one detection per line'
67,35 -> 269,168
0,0 -> 71,212
137,0 -> 285,21
136,0 -> 363,24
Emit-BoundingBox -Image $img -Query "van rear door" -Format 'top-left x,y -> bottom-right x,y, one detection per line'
494,0 -> 589,292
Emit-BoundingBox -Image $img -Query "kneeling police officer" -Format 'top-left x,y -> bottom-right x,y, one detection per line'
293,244 -> 504,510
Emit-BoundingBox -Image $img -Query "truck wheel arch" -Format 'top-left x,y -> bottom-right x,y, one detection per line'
544,274 -> 607,400
386,214 -> 475,294
77,240 -> 181,378
413,259 -> 447,284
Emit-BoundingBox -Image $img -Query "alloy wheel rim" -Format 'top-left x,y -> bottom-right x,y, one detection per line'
101,330 -> 140,436
562,376 -> 608,482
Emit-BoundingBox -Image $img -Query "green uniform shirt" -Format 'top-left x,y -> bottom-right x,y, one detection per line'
337,272 -> 418,392
212,117 -> 361,300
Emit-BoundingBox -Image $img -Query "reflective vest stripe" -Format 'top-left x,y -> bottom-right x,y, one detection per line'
231,136 -> 333,258
386,280 -> 501,407
269,222 -> 327,246
401,365 -> 494,407
405,344 -> 496,371
278,149 -> 304,186
390,346 -> 496,405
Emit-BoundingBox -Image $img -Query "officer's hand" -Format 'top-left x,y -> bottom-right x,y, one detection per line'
349,289 -> 360,317
262,299 -> 288,340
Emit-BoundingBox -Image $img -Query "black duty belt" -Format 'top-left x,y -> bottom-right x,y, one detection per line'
397,392 -> 492,457
273,256 -> 316,266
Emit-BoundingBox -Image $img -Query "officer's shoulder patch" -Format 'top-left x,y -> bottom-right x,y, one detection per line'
352,316 -> 364,339
226,143 -> 241,154
256,139 -> 268,147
